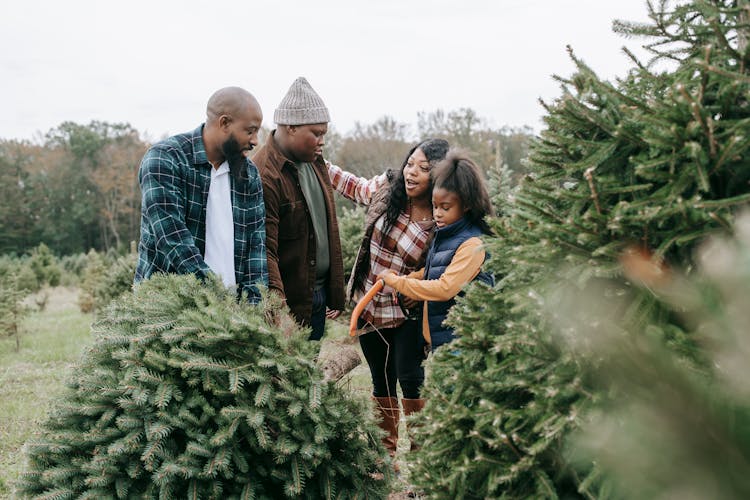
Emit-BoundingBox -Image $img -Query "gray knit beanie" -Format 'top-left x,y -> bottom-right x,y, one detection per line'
274,77 -> 331,125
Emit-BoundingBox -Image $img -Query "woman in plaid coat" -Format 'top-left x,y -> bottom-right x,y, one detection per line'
327,139 -> 449,462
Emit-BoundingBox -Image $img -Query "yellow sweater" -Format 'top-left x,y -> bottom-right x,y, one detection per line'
382,237 -> 485,344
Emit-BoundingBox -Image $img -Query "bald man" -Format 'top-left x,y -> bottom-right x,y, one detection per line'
135,87 -> 268,302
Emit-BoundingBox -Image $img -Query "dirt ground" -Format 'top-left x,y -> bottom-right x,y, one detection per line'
22,285 -> 80,313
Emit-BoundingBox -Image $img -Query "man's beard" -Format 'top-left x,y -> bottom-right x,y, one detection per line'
222,135 -> 249,180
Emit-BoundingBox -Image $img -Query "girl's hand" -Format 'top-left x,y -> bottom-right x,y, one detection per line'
376,270 -> 398,284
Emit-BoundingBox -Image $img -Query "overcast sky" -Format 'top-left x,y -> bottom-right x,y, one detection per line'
1,0 -> 654,143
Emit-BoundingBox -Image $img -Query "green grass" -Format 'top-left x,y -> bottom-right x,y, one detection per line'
0,293 -> 92,498
0,290 -> 415,498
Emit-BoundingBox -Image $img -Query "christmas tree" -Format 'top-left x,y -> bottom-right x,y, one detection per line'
19,274 -> 390,499
0,272 -> 29,351
407,0 -> 750,497
558,214 -> 750,499
28,243 -> 62,289
77,249 -> 105,314
92,249 -> 137,313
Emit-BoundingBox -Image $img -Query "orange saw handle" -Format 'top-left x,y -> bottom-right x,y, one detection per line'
349,279 -> 385,337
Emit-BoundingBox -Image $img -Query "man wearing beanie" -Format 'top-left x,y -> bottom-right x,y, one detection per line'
253,77 -> 345,340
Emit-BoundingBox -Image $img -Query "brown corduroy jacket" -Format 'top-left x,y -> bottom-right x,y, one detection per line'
253,131 -> 345,325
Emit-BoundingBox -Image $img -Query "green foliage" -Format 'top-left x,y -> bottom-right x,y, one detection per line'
0,273 -> 31,351
13,262 -> 39,294
557,215 -> 750,499
59,253 -> 88,278
0,121 -> 145,256
77,250 -> 106,314
0,255 -> 15,278
337,205 -> 366,285
408,1 -> 750,498
0,255 -> 40,294
19,274 -> 390,499
488,161 -> 517,217
0,141 -> 37,255
57,252 -> 89,287
92,251 -> 136,311
2,111 -> 532,257
76,247 -> 136,313
28,243 -> 62,288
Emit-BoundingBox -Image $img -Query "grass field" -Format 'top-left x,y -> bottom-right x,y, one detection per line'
0,287 -> 415,499
0,288 -> 92,497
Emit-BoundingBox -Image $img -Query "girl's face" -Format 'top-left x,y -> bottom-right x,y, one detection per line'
403,148 -> 432,200
432,187 -> 466,228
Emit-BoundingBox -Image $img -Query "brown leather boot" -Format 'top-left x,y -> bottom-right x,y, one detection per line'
401,398 -> 426,451
372,396 -> 400,457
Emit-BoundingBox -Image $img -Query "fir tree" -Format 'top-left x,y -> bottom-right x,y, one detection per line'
77,249 -> 105,314
92,250 -> 136,312
407,1 -> 750,498
19,274 -> 390,499
560,214 -> 750,499
28,243 -> 62,289
487,158 -> 516,217
0,273 -> 30,352
336,205 -> 365,285
14,263 -> 39,294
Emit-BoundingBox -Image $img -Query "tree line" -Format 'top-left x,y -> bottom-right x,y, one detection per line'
0,109 -> 532,256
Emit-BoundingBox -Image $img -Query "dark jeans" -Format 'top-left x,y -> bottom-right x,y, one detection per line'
358,319 -> 425,399
309,286 -> 326,341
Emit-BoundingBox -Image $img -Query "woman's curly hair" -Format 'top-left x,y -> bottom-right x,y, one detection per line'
382,138 -> 450,234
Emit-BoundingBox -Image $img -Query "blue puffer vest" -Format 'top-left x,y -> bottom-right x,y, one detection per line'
424,217 -> 493,349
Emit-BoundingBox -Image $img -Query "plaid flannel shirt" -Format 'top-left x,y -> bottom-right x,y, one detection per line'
326,160 -> 387,205
135,125 -> 268,302
327,162 -> 433,329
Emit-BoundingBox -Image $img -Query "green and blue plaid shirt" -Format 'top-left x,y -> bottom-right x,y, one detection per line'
135,125 -> 268,302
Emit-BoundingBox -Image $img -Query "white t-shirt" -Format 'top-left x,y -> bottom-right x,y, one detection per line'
203,160 -> 236,287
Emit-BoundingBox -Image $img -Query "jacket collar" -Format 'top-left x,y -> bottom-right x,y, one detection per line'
190,124 -> 210,168
265,130 -> 297,172
435,216 -> 471,239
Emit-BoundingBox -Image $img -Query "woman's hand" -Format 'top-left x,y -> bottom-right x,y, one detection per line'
399,295 -> 420,309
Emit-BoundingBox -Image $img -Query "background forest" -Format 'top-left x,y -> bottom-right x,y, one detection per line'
0,110 -> 531,256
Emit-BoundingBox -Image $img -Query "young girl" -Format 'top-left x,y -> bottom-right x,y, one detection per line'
327,138 -> 449,461
378,150 -> 494,350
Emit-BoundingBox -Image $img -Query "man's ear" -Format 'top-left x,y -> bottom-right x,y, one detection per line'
219,115 -> 232,129
286,125 -> 297,135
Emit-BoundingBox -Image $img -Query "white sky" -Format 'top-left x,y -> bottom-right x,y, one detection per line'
1,0 -> 653,143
